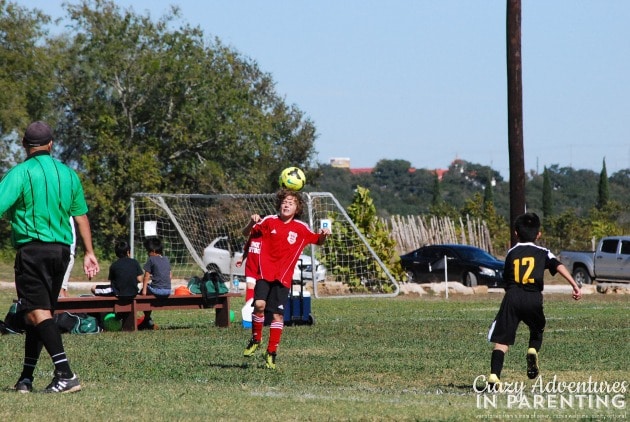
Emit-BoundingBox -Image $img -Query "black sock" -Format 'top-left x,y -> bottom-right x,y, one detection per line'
528,331 -> 543,352
490,349 -> 505,379
35,318 -> 73,378
20,325 -> 43,381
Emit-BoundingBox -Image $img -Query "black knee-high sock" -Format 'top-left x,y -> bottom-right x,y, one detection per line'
490,350 -> 505,378
35,319 -> 72,378
20,325 -> 43,381
529,330 -> 543,352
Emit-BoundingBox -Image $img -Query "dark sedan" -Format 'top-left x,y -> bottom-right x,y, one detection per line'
400,244 -> 504,287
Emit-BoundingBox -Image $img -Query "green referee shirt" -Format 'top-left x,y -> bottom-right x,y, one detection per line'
0,151 -> 88,247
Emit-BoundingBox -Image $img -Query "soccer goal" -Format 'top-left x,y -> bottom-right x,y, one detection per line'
129,192 -> 400,298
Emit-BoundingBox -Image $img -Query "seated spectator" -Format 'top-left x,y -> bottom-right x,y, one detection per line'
91,241 -> 143,298
139,237 -> 172,330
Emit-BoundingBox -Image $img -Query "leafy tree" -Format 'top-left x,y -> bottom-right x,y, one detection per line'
542,209 -> 593,252
0,1 -> 56,171
460,192 -> 509,253
310,164 -> 357,205
0,1 -> 60,249
36,0 -> 317,252
321,186 -> 404,292
347,186 -> 406,286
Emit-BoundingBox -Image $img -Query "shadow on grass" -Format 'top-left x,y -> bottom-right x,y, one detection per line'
430,383 -> 476,395
207,362 -> 253,370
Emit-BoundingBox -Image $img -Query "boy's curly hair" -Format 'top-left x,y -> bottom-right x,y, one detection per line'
276,188 -> 304,219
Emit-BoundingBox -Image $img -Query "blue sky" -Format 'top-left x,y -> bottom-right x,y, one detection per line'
19,1 -> 630,178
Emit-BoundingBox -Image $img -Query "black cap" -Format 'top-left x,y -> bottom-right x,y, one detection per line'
23,121 -> 53,146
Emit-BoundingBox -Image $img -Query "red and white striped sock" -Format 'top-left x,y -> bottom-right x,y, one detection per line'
252,312 -> 264,342
267,320 -> 284,354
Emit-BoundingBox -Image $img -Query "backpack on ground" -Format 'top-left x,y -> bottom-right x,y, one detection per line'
71,314 -> 101,334
54,312 -> 102,334
1,303 -> 26,334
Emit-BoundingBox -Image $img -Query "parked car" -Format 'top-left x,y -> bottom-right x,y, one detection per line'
202,236 -> 326,284
293,255 -> 327,284
558,236 -> 630,285
400,244 -> 504,287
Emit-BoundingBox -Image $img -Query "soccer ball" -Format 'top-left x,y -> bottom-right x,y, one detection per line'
279,167 -> 306,191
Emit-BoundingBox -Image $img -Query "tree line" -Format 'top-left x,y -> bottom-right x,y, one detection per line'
311,158 -> 630,255
0,0 -> 317,256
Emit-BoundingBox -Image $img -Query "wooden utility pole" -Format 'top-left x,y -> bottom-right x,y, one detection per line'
506,0 -> 526,246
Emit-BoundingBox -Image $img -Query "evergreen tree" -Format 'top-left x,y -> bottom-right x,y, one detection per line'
431,171 -> 442,208
483,171 -> 494,206
542,166 -> 552,217
597,158 -> 609,210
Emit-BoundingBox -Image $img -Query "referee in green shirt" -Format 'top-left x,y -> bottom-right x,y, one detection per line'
0,121 -> 100,394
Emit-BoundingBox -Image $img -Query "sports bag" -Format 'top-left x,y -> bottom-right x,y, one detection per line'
71,314 -> 101,334
188,271 -> 229,306
54,312 -> 102,334
187,271 -> 229,295
1,303 -> 26,334
54,312 -> 80,333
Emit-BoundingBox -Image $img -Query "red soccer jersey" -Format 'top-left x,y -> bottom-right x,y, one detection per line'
244,235 -> 261,280
251,215 -> 320,287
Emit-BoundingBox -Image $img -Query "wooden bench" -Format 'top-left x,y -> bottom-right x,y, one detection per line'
53,293 -> 241,332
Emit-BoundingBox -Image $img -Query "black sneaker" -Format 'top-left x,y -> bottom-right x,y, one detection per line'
13,378 -> 33,393
526,348 -> 539,379
43,372 -> 81,393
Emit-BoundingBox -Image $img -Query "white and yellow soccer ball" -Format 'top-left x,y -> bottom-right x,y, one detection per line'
279,166 -> 306,191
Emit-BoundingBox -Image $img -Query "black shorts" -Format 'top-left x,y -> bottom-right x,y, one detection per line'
15,242 -> 71,313
488,287 -> 546,345
254,280 -> 289,315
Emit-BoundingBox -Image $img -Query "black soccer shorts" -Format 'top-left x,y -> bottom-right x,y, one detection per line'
488,287 -> 546,346
254,279 -> 289,315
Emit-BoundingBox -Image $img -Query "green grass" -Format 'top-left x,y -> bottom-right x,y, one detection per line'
0,290 -> 627,421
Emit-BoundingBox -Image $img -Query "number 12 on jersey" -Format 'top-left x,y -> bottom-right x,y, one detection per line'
513,257 -> 535,284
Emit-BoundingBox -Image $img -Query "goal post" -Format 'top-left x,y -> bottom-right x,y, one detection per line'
129,192 -> 400,298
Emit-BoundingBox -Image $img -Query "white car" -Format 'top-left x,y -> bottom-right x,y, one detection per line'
202,236 -> 326,284
293,254 -> 327,284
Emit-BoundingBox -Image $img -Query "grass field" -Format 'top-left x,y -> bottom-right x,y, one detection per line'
0,289 -> 627,421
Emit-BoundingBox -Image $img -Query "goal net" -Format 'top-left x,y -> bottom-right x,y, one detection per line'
129,192 -> 400,298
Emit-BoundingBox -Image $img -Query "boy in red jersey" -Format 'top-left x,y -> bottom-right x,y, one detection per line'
487,213 -> 581,387
236,234 -> 261,326
239,233 -> 262,302
242,189 -> 330,369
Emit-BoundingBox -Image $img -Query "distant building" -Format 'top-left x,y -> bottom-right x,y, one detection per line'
330,157 -> 351,168
435,169 -> 448,180
349,168 -> 373,175
330,157 -> 444,177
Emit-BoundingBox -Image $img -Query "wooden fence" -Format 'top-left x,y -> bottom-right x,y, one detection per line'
384,214 -> 494,256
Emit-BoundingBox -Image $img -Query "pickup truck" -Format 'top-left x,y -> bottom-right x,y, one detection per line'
557,236 -> 630,285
